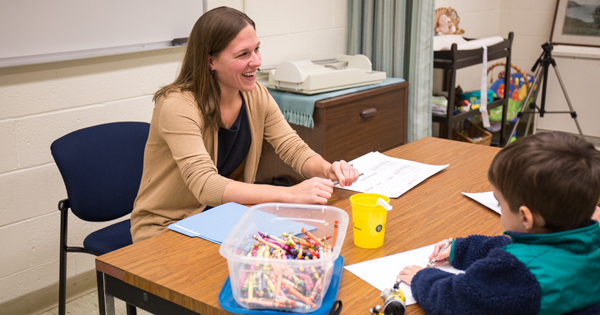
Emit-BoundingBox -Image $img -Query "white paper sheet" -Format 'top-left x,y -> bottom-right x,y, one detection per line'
462,191 -> 501,214
344,244 -> 464,305
336,152 -> 448,198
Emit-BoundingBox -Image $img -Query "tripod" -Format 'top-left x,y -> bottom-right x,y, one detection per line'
506,41 -> 584,146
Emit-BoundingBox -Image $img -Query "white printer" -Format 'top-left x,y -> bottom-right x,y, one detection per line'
264,54 -> 386,94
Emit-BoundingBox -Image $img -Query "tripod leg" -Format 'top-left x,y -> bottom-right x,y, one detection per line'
524,111 -> 533,137
550,64 -> 585,138
506,66 -> 543,146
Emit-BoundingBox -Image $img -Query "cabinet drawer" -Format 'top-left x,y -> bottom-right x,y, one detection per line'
320,87 -> 406,162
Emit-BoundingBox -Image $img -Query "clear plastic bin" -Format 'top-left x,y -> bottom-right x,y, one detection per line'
219,203 -> 348,312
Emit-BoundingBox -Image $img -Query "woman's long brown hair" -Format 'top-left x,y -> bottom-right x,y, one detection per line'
153,6 -> 255,129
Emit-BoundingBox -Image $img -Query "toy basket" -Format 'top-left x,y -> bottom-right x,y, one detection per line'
445,120 -> 492,145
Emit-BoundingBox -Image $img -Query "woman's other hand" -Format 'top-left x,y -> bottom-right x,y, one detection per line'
328,160 -> 360,187
288,177 -> 334,205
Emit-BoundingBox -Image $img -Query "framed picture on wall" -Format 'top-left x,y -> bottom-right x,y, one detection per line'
551,0 -> 600,47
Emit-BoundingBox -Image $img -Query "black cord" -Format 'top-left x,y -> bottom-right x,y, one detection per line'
329,300 -> 343,315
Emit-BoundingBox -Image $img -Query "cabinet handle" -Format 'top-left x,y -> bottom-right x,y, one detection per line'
360,108 -> 377,118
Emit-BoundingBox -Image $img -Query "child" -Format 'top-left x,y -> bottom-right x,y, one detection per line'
399,132 -> 600,315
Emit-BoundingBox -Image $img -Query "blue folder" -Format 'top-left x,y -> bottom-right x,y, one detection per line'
168,202 -> 249,244
168,202 -> 314,245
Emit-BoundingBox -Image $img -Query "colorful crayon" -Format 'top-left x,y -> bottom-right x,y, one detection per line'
333,220 -> 339,249
281,281 -> 317,309
234,227 -> 338,311
301,227 -> 326,247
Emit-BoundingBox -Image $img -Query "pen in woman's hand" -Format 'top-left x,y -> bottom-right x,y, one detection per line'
332,173 -> 364,186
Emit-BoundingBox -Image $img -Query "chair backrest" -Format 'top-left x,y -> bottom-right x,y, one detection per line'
51,122 -> 150,222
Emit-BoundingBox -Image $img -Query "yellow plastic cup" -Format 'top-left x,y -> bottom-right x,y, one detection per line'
349,193 -> 390,248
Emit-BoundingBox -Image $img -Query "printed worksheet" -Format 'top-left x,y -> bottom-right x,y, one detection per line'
344,244 -> 464,305
336,152 -> 448,198
462,191 -> 501,214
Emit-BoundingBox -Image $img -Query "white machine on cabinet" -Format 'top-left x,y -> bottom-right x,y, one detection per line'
265,54 -> 386,94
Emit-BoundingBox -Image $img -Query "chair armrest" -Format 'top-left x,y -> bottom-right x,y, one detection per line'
58,199 -> 70,211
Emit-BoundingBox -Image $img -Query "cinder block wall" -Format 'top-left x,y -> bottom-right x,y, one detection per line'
0,0 -> 348,314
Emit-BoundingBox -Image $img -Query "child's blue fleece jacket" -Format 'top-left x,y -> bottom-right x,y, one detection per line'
411,221 -> 600,315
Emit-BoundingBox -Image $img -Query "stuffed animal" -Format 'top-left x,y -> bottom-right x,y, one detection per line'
435,14 -> 456,36
434,7 -> 465,36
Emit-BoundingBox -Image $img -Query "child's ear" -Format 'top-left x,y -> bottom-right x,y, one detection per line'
519,205 -> 546,232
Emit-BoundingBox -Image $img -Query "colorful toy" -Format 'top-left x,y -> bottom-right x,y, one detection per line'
486,62 -> 538,123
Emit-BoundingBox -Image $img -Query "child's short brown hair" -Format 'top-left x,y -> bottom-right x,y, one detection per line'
488,132 -> 600,232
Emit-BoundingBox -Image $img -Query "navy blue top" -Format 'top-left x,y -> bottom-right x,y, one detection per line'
217,97 -> 251,179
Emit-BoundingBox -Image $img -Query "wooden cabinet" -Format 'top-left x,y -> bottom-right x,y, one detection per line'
433,32 -> 513,146
255,81 -> 408,183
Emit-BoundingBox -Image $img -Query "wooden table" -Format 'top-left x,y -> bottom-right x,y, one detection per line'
96,137 -> 505,315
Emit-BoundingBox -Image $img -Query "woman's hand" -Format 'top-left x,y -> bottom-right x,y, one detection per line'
223,177 -> 333,205
398,265 -> 423,286
301,156 -> 359,187
428,239 -> 453,265
287,177 -> 334,205
327,160 -> 360,187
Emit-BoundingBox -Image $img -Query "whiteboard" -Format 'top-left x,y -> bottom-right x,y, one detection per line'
0,0 -> 206,67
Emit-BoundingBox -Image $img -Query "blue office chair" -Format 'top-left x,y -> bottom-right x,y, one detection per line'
51,122 -> 149,315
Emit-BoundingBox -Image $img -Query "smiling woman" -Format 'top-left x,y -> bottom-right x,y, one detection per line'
130,6 -> 360,243
209,24 -> 261,98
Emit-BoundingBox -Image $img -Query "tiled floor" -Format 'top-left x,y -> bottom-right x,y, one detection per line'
38,291 -> 151,315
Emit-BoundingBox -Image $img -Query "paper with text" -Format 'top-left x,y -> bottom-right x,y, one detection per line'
462,191 -> 501,214
336,152 -> 448,198
344,244 -> 464,305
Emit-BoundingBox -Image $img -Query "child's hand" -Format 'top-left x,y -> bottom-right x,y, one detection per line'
428,238 -> 453,265
398,265 -> 423,286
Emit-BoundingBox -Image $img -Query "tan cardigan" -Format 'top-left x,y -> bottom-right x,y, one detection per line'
131,82 -> 318,242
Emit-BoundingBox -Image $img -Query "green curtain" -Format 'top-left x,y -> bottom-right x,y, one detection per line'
348,0 -> 434,142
